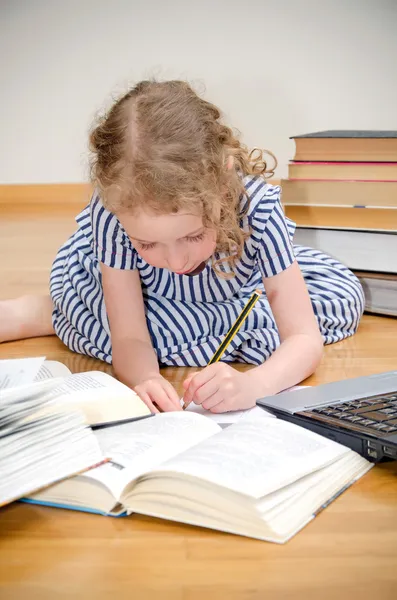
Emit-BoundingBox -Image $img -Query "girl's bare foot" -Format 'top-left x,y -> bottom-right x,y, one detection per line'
0,295 -> 54,343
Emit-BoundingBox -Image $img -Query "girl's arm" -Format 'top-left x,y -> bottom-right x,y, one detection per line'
247,260 -> 323,396
101,263 -> 181,411
183,261 -> 323,411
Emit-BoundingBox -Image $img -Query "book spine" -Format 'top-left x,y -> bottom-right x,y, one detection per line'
290,161 -> 397,165
287,178 -> 397,183
283,205 -> 397,231
281,180 -> 397,208
20,498 -> 128,517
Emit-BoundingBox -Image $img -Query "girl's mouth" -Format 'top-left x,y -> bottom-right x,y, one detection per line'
177,261 -> 207,276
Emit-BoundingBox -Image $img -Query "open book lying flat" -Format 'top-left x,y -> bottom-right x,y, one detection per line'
25,411 -> 372,543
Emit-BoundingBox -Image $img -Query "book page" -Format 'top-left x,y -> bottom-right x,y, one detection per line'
41,371 -> 151,426
0,378 -> 64,407
0,357 -> 46,390
84,412 -> 220,499
34,361 -> 72,381
0,394 -> 59,432
153,418 -> 350,499
1,410 -> 104,507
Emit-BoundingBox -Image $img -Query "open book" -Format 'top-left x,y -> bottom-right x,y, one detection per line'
0,359 -> 104,507
0,357 -> 151,428
25,411 -> 372,543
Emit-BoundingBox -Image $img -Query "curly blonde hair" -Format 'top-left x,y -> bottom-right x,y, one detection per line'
89,80 -> 277,276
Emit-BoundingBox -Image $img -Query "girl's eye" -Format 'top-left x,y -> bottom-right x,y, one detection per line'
185,232 -> 206,243
137,232 -> 205,250
139,242 -> 156,251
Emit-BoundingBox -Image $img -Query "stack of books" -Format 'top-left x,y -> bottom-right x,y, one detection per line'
282,131 -> 397,317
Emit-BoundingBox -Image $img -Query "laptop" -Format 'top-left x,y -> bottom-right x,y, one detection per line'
256,371 -> 397,463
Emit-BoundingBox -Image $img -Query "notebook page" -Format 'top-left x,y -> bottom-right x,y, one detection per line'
184,386 -> 308,425
185,404 -> 275,425
83,412 -> 220,499
154,418 -> 350,499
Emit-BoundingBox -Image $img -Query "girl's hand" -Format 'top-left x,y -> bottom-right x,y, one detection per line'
182,364 -> 258,413
134,375 -> 182,413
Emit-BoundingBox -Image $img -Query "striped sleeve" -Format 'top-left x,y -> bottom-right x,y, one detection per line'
90,192 -> 138,269
252,186 -> 296,278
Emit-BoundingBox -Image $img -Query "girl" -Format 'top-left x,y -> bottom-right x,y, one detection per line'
1,80 -> 364,413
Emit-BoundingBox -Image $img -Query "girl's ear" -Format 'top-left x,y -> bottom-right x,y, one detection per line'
226,155 -> 235,170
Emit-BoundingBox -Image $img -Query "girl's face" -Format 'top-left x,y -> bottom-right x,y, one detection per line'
119,209 -> 217,274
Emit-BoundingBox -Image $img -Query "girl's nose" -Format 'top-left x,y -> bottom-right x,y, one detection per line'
166,248 -> 189,273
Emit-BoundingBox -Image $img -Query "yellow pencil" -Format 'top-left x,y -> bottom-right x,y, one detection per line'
182,290 -> 261,409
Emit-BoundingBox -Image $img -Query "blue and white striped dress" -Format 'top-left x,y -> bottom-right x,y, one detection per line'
50,176 -> 364,366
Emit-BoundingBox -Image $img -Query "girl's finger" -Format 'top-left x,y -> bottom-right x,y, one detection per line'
136,390 -> 159,414
149,383 -> 179,413
163,380 -> 183,410
209,400 -> 229,414
192,378 -> 220,405
202,391 -> 224,411
182,372 -> 198,390
183,368 -> 217,406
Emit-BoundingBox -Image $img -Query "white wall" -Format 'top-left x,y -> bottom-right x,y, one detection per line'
1,0 -> 396,183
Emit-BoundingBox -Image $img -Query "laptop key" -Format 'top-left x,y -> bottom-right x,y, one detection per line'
353,417 -> 367,424
371,422 -> 388,430
353,404 -> 389,414
367,398 -> 387,404
361,411 -> 391,422
360,419 -> 377,426
356,400 -> 372,406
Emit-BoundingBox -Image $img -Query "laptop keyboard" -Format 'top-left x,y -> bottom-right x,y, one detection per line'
309,393 -> 397,434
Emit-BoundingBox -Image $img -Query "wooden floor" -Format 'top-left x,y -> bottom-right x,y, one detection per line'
1,202 -> 397,599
